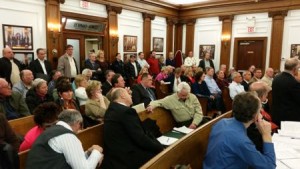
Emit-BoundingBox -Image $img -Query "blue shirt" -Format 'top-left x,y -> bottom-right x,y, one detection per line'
203,118 -> 276,169
204,76 -> 221,94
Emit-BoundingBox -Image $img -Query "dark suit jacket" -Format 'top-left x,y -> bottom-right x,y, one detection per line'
125,61 -> 141,79
199,59 -> 215,71
164,74 -> 188,93
29,59 -> 52,80
271,72 -> 300,126
84,59 -> 102,80
132,84 -> 155,106
0,57 -> 26,85
102,81 -> 112,96
111,60 -> 126,78
103,102 -> 163,169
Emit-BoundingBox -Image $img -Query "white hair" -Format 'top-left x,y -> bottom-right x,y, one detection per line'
82,68 -> 92,75
32,78 -> 46,88
177,82 -> 191,93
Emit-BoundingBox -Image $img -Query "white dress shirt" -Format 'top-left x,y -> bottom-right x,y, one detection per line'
38,59 -> 47,74
131,62 -> 138,77
68,56 -> 77,78
173,77 -> 181,93
137,58 -> 150,68
229,81 -> 245,99
48,121 -> 103,169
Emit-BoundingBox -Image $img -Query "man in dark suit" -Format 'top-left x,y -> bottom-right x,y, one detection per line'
132,73 -> 156,106
164,67 -> 188,93
103,88 -> 163,169
125,55 -> 141,80
84,52 -> 102,81
241,70 -> 252,91
102,70 -> 115,95
29,48 -> 52,81
271,57 -> 300,127
199,52 -> 215,71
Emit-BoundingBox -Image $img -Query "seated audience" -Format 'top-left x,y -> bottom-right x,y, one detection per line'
136,67 -> 149,84
103,88 -> 163,169
52,76 -> 71,101
12,69 -> 34,98
247,82 -> 278,153
250,68 -> 263,83
26,109 -> 104,169
106,74 -> 128,101
184,67 -> 195,84
81,69 -> 92,82
229,72 -> 245,99
204,92 -> 276,169
74,74 -> 89,106
101,70 -> 115,96
261,67 -> 274,87
26,78 -> 54,113
164,67 -> 188,93
241,70 -> 252,91
19,102 -> 60,152
155,66 -> 169,82
0,78 -> 30,120
132,73 -> 156,106
219,64 -> 227,79
227,67 -> 236,83
56,82 -> 79,111
0,114 -> 20,169
215,70 -> 229,91
85,80 -> 110,121
148,82 -> 203,129
84,52 -> 101,81
47,70 -> 62,94
248,65 -> 256,77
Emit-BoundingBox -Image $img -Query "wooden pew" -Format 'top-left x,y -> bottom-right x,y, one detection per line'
196,96 -> 208,116
9,115 -> 35,136
222,87 -> 232,112
140,111 -> 232,169
155,81 -> 170,99
19,123 -> 104,169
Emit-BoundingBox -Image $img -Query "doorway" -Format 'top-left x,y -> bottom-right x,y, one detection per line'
233,37 -> 267,72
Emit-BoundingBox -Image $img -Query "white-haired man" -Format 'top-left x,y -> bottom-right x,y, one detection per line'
229,72 -> 245,99
148,82 -> 203,129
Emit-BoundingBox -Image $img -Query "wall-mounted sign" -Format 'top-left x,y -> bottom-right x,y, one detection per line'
80,1 -> 90,9
65,19 -> 106,33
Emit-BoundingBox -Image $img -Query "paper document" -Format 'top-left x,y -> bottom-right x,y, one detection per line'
157,136 -> 178,146
280,159 -> 300,169
173,126 -> 194,134
162,82 -> 171,84
276,160 -> 290,169
281,121 -> 300,132
132,103 -> 145,113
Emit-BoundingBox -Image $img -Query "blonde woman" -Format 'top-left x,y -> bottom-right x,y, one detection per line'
85,80 -> 110,121
74,74 -> 88,106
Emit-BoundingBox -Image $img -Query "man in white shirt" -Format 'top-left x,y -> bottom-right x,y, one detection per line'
137,52 -> 150,68
57,45 -> 79,80
29,48 -> 52,81
184,51 -> 197,67
26,109 -> 103,169
229,72 -> 245,99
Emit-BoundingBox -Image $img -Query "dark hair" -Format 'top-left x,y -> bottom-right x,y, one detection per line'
194,71 -> 204,82
55,76 -> 70,88
115,53 -> 120,57
65,44 -> 73,50
36,48 -> 45,54
253,68 -> 262,73
141,73 -> 149,80
57,82 -> 72,94
105,70 -> 114,78
232,92 -> 260,123
111,74 -> 121,87
138,52 -> 143,56
150,50 -> 156,55
33,102 -> 61,127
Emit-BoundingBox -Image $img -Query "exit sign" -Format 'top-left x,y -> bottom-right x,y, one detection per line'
80,1 -> 90,9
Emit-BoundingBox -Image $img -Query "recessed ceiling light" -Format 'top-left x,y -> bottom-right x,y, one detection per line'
163,0 -> 209,5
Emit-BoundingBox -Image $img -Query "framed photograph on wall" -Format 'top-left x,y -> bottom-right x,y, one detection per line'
123,35 -> 137,52
153,37 -> 164,52
291,44 -> 300,57
13,52 -> 34,65
2,24 -> 33,50
199,44 -> 215,59
123,53 -> 137,63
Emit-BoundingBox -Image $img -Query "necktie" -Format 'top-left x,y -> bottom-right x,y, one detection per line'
147,88 -> 155,101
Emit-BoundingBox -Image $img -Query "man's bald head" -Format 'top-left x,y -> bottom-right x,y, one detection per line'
111,88 -> 132,107
249,81 -> 271,100
2,47 -> 13,59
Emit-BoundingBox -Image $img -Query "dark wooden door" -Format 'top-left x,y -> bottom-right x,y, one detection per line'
233,37 -> 267,72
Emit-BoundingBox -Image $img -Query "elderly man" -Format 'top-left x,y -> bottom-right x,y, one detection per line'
0,47 -> 26,85
132,73 -> 156,106
261,67 -> 274,87
204,92 -> 275,169
0,78 -> 30,120
184,51 -> 197,67
29,48 -> 52,81
272,57 -> 300,126
148,82 -> 203,129
12,69 -> 33,98
26,109 -> 103,169
57,44 -> 79,80
229,72 -> 245,99
103,88 -> 163,169
102,70 -> 115,96
241,70 -> 252,91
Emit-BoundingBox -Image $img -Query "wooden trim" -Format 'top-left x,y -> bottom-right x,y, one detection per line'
166,18 -> 176,56
220,16 -> 233,68
233,37 -> 268,71
269,10 -> 287,70
174,23 -> 183,52
185,21 -> 195,55
143,13 -> 155,58
106,8 -> 119,63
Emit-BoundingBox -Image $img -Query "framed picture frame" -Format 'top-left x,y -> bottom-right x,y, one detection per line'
199,45 -> 215,59
2,24 -> 33,50
153,37 -> 164,52
123,35 -> 137,52
13,52 -> 34,65
291,44 -> 300,57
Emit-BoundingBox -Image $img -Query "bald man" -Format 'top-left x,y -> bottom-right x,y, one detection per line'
261,68 -> 274,87
0,47 -> 27,85
0,78 -> 30,120
12,69 -> 33,98
103,88 -> 163,169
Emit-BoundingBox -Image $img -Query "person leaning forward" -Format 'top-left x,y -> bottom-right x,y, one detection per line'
147,82 -> 203,129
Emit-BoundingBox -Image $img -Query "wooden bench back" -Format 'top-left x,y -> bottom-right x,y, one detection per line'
9,115 -> 35,136
196,96 -> 208,116
155,81 -> 170,99
222,87 -> 232,112
140,111 -> 232,169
